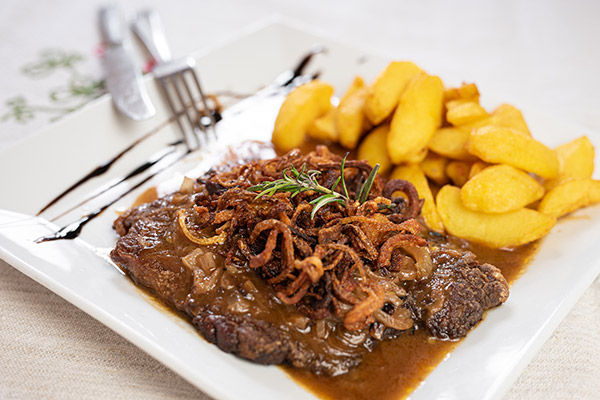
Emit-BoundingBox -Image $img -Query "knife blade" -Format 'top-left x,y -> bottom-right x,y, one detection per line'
99,6 -> 155,121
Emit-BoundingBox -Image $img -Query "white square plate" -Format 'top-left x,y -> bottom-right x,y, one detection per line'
1,19 -> 600,400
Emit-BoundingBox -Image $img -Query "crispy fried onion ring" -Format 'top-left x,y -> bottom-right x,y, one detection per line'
249,219 -> 295,284
377,234 -> 432,279
184,147 -> 430,333
178,209 -> 228,245
343,282 -> 385,330
383,179 -> 422,219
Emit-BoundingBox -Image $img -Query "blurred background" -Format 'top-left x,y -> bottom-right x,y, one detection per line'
0,0 -> 599,399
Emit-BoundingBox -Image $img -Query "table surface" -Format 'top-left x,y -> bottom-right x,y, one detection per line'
1,0 -> 599,399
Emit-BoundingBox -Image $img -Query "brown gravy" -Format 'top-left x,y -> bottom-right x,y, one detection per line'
285,241 -> 539,400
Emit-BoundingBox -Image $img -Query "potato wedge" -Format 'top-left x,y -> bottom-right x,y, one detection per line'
388,73 -> 444,163
446,100 -> 489,126
307,108 -> 337,142
443,83 -> 480,103
337,77 -> 369,149
455,104 -> 530,136
364,61 -> 422,125
421,152 -> 449,185
404,147 -> 429,164
437,185 -> 556,248
492,104 -> 530,135
461,164 -> 545,213
545,136 -> 595,190
357,124 -> 392,174
538,178 -> 600,218
391,164 -> 444,232
446,161 -> 472,187
468,126 -> 559,179
468,161 -> 492,179
428,127 -> 475,161
272,80 -> 333,151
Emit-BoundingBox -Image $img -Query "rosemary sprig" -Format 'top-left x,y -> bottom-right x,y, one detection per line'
248,152 -> 381,219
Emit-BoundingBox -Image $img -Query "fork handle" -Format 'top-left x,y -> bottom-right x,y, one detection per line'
131,10 -> 172,64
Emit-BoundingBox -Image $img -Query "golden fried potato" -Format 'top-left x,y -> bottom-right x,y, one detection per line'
357,124 -> 392,175
428,127 -> 475,161
446,161 -> 472,187
421,152 -> 449,185
336,77 -> 369,149
461,164 -> 545,213
272,80 -> 333,151
446,100 -> 489,126
545,136 -> 595,190
391,164 -> 444,232
444,83 -> 480,103
307,108 -> 337,142
455,104 -> 530,136
404,147 -> 429,164
437,185 -> 556,248
538,178 -> 600,218
468,161 -> 492,179
364,61 -> 422,125
468,126 -> 559,179
492,104 -> 530,135
388,73 -> 444,163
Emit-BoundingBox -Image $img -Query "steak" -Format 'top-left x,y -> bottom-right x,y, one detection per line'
110,147 -> 509,375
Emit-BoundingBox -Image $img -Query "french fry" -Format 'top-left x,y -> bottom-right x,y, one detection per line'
461,164 -> 545,213
307,108 -> 337,142
468,126 -> 559,179
538,178 -> 600,218
446,100 -> 489,126
364,61 -> 422,125
437,185 -> 556,248
337,77 -> 369,149
357,124 -> 392,175
421,152 -> 449,185
388,73 -> 444,163
391,164 -> 444,232
545,136 -> 595,190
272,80 -> 333,151
428,127 -> 475,161
446,161 -> 472,187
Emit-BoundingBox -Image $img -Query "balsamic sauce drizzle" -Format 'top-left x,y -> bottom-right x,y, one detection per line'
36,118 -> 175,216
35,150 -> 190,243
35,47 -> 323,242
49,141 -> 182,222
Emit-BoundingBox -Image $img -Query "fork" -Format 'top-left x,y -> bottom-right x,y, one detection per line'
131,10 -> 216,150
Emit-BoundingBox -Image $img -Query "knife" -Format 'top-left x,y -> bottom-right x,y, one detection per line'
99,6 -> 156,121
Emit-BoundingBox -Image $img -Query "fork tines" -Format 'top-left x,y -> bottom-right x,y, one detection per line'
153,56 -> 216,151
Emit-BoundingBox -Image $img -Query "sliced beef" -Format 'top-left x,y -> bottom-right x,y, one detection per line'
404,249 -> 509,339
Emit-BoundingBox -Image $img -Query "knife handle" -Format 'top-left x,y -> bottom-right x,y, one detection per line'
131,10 -> 172,64
99,6 -> 124,46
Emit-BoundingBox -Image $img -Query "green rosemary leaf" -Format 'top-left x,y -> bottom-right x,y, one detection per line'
357,164 -> 380,204
310,196 -> 345,219
340,152 -> 350,199
290,164 -> 300,177
331,176 -> 342,192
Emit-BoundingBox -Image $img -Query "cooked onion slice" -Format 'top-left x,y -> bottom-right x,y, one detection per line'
178,209 -> 228,245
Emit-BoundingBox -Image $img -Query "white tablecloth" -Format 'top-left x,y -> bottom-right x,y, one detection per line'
1,1 -> 599,399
